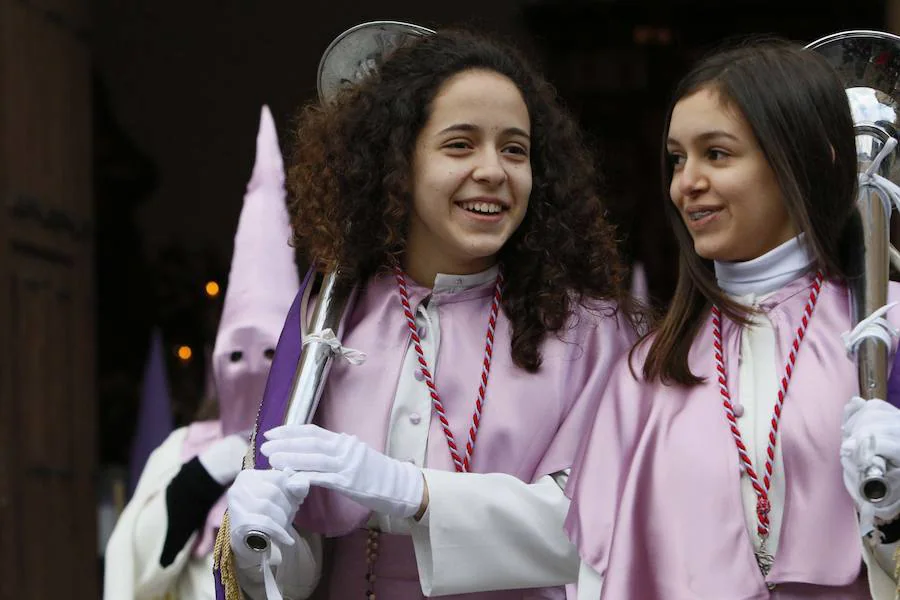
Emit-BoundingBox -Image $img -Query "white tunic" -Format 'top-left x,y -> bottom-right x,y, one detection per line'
104,427 -> 216,600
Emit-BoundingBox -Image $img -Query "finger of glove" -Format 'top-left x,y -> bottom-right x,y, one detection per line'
229,476 -> 296,518
844,396 -> 868,417
871,437 -> 900,464
260,436 -> 340,460
852,415 -> 900,437
264,423 -> 335,442
267,450 -> 345,474
846,430 -> 900,465
229,472 -> 291,506
285,472 -> 313,501
230,513 -> 295,548
840,436 -> 859,459
305,471 -> 352,494
232,490 -> 297,525
848,399 -> 900,425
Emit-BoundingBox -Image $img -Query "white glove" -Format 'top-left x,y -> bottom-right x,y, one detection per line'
227,468 -> 311,568
198,433 -> 250,485
261,424 -> 425,519
840,397 -> 900,529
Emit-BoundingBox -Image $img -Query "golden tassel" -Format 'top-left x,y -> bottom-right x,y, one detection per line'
211,413 -> 263,599
213,510 -> 245,600
893,543 -> 900,600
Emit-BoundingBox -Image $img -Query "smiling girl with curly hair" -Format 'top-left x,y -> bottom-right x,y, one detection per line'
225,25 -> 641,600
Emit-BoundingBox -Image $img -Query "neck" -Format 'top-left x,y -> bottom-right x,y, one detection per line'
714,234 -> 815,296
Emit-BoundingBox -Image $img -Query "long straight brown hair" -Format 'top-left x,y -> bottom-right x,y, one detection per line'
641,39 -> 858,385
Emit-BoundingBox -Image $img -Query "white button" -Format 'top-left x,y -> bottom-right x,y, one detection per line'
409,412 -> 422,425
414,370 -> 425,381
419,325 -> 427,339
733,403 -> 745,418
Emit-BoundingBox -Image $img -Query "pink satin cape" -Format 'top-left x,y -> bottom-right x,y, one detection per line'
565,275 -> 900,599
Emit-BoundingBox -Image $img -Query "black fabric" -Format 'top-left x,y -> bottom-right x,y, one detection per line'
160,457 -> 226,567
877,516 -> 900,545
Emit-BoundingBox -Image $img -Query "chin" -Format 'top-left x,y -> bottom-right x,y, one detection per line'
456,239 -> 508,260
692,241 -> 731,262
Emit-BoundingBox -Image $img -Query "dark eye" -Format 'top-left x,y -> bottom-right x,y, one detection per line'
444,140 -> 473,151
503,144 -> 529,157
229,351 -> 243,362
263,348 -> 275,360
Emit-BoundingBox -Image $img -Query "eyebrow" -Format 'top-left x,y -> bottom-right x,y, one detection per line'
666,129 -> 739,146
437,123 -> 531,139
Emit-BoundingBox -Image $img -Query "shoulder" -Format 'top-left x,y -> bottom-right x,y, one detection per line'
128,427 -> 191,499
143,427 -> 191,466
547,298 -> 644,368
565,296 -> 643,338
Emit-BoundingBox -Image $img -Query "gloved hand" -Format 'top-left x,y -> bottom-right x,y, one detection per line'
198,432 -> 250,486
261,424 -> 426,519
840,397 -> 900,527
227,468 -> 311,568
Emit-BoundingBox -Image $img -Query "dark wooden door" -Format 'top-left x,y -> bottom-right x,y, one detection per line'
0,0 -> 96,598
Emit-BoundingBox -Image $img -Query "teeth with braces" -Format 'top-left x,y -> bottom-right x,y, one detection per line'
689,209 -> 717,221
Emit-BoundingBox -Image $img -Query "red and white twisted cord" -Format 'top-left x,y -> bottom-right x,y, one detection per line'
394,268 -> 503,473
712,271 -> 823,537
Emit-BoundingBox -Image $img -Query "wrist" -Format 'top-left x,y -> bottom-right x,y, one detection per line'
413,474 -> 429,521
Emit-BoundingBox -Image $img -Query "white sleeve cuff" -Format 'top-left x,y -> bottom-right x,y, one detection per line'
410,469 -> 578,596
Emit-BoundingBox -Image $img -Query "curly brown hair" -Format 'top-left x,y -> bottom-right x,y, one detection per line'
287,28 -> 638,372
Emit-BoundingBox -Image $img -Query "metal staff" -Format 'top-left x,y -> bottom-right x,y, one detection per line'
243,20 -> 434,554
807,30 -> 900,503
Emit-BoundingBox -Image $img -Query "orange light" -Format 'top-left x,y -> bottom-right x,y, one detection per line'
205,281 -> 220,297
177,345 -> 193,361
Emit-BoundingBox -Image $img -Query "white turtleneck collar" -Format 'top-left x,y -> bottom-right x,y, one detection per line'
714,234 -> 815,297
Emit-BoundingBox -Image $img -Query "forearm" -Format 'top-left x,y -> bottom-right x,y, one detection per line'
160,457 -> 226,565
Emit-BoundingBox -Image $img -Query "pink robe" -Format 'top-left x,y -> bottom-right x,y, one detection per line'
283,272 -> 634,598
565,275 -> 900,599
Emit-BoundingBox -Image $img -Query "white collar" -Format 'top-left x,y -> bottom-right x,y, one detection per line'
714,234 -> 814,297
432,265 -> 500,295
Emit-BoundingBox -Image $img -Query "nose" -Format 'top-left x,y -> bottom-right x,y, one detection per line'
676,157 -> 708,197
472,149 -> 508,187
